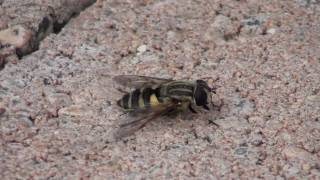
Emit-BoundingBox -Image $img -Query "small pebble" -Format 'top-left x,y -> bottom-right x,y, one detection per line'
267,28 -> 276,34
235,147 -> 248,156
137,44 -> 147,55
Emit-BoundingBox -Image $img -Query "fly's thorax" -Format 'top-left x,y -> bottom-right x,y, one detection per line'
161,81 -> 195,100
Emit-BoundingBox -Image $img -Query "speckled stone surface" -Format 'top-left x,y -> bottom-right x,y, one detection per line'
0,0 -> 95,60
1,0 -> 320,179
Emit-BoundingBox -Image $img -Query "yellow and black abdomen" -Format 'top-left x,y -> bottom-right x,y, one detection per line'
117,87 -> 163,111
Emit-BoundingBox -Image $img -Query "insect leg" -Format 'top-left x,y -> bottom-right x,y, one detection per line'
203,104 -> 210,110
210,87 -> 217,94
208,119 -> 220,127
188,104 -> 197,113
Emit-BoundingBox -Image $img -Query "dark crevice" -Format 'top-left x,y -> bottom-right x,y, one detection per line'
53,12 -> 79,34
16,48 -> 25,59
0,0 -> 97,66
53,0 -> 97,34
53,21 -> 69,34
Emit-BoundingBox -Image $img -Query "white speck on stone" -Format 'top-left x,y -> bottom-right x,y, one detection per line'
307,95 -> 320,102
167,31 -> 176,40
58,105 -> 93,117
267,28 -> 276,34
137,44 -> 147,55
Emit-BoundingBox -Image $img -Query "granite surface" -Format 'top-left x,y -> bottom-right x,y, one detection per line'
1,0 -> 320,179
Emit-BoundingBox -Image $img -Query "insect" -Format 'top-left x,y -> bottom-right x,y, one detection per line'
113,75 -> 217,140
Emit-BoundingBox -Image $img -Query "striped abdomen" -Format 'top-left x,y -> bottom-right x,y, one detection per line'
117,87 -> 162,111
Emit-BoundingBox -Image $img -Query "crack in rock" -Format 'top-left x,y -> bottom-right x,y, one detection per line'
0,0 -> 97,68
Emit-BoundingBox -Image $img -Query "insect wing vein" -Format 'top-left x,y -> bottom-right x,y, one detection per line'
113,75 -> 172,89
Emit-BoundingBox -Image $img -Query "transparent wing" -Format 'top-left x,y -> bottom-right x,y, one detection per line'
113,75 -> 172,89
113,104 -> 176,140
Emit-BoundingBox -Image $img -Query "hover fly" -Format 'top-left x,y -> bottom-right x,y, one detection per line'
113,75 -> 217,140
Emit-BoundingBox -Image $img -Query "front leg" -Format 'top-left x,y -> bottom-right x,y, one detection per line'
188,104 -> 197,113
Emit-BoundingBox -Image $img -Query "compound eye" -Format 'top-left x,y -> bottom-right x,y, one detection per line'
196,80 -> 206,85
195,88 -> 208,106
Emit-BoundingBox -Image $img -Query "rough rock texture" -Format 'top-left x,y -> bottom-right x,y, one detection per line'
0,0 -> 96,63
1,0 -> 320,179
